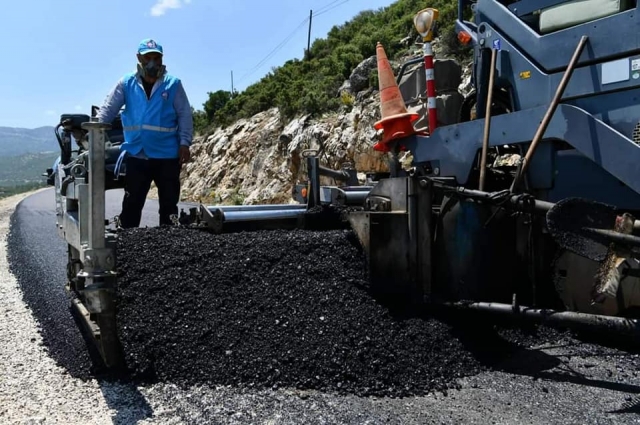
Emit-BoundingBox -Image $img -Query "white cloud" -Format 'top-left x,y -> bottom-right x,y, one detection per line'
150,0 -> 191,17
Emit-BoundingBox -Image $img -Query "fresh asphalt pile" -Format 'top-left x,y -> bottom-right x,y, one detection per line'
115,226 -> 570,397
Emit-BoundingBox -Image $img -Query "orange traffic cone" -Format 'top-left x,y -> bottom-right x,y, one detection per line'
373,42 -> 419,152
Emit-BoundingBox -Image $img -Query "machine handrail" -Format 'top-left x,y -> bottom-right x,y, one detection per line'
395,56 -> 424,85
507,0 -> 640,17
459,0 -> 640,73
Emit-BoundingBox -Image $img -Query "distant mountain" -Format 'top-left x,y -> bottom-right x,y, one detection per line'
0,126 -> 59,156
0,151 -> 58,187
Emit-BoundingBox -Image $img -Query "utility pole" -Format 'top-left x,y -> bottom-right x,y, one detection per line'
306,9 -> 312,60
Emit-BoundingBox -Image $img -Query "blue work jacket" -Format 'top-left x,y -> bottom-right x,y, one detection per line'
120,72 -> 182,159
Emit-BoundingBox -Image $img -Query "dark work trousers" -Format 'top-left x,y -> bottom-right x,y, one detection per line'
119,156 -> 181,228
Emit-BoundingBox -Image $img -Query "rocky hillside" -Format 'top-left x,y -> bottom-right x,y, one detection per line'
180,86 -> 387,205
172,40 -> 472,206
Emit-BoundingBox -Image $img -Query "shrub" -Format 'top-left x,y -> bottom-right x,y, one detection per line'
194,0 -> 471,134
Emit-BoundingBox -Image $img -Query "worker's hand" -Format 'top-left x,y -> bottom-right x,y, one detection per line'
179,145 -> 191,165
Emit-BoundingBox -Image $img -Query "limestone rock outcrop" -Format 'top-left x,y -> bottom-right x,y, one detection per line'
148,47 -> 472,206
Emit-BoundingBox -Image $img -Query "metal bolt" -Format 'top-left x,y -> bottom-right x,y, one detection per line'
433,167 -> 440,176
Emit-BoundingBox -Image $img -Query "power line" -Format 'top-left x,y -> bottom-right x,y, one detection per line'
236,0 -> 353,85
314,0 -> 351,17
237,16 -> 310,83
314,0 -> 344,15
238,17 -> 309,81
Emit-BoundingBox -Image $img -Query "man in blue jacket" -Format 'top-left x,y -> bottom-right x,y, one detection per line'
97,38 -> 193,228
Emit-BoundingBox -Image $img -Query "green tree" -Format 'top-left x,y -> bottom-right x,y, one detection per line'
203,90 -> 233,122
192,0 -> 471,131
192,107 -> 208,135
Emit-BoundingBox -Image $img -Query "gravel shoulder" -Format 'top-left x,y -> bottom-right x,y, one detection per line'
0,190 -> 119,424
2,188 -> 640,424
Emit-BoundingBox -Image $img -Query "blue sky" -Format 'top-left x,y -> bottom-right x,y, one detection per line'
1,0 -> 395,129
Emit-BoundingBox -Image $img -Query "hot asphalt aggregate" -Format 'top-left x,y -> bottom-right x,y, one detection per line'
5,188 -> 640,424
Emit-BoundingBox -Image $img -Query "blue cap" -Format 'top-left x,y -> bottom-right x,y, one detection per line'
138,38 -> 163,55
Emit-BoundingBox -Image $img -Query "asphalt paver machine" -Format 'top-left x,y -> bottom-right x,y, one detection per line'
46,0 -> 640,367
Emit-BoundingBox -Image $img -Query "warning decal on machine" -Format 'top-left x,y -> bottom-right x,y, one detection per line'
602,58 -> 630,85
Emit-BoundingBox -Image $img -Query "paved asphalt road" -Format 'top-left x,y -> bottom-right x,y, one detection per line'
6,188 -> 198,377
5,187 -> 640,424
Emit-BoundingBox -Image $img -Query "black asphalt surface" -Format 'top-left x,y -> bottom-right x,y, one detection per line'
7,187 -> 640,424
116,226 -> 489,397
6,187 -> 194,377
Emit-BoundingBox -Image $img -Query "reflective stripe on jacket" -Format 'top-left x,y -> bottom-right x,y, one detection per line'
120,72 -> 181,159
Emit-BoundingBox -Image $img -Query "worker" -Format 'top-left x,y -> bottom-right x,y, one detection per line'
96,38 -> 193,228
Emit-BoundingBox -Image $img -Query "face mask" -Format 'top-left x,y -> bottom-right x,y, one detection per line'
138,59 -> 165,78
